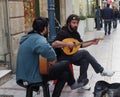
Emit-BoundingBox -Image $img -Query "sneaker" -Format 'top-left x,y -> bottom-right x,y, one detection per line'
78,83 -> 91,91
77,78 -> 89,86
81,83 -> 91,90
70,81 -> 83,90
101,70 -> 115,77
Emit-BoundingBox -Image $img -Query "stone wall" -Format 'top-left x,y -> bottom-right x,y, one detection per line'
8,0 -> 25,71
0,1 -> 9,61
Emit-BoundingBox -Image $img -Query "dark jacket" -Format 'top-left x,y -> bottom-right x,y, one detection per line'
102,7 -> 113,20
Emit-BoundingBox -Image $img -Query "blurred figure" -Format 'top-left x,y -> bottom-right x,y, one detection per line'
94,6 -> 103,30
112,6 -> 119,29
102,4 -> 114,35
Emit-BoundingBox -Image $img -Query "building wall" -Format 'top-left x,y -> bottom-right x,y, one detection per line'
39,0 -> 48,17
0,0 -> 8,58
8,0 -> 25,71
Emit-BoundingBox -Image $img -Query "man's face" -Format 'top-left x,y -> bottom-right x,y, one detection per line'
68,20 -> 79,32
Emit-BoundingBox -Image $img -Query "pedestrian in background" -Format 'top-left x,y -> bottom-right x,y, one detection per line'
94,6 -> 102,30
112,6 -> 119,30
102,3 -> 114,35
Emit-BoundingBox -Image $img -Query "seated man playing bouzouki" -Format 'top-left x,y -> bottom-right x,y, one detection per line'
16,17 -> 84,97
52,14 -> 115,90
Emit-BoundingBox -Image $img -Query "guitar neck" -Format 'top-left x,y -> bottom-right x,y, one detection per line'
76,36 -> 104,46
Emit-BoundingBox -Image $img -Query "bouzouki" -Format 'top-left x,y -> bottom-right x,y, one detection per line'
39,56 -> 50,75
62,37 -> 104,55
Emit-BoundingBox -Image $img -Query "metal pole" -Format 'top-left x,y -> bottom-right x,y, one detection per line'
48,0 -> 56,44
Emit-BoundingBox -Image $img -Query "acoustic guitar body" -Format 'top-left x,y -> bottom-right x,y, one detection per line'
39,56 -> 49,75
62,38 -> 80,55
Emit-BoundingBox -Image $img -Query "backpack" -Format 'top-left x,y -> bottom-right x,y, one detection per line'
94,80 -> 120,97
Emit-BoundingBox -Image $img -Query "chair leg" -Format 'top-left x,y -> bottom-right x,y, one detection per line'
42,83 -> 50,97
26,85 -> 33,97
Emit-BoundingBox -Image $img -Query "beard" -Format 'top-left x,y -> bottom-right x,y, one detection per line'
70,25 -> 77,32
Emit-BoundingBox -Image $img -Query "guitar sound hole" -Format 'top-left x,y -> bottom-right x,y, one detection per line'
69,48 -> 73,52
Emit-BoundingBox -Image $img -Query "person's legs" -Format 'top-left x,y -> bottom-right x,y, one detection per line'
104,21 -> 107,35
52,72 -> 68,97
113,20 -> 115,29
108,21 -> 111,34
43,60 -> 80,97
74,59 -> 89,82
72,50 -> 104,73
73,50 -> 114,77
100,18 -> 102,28
114,19 -> 117,28
48,60 -> 75,85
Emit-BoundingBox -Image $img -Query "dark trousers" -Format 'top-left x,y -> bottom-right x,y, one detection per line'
104,20 -> 112,34
42,60 -> 75,97
61,50 -> 104,81
113,18 -> 117,29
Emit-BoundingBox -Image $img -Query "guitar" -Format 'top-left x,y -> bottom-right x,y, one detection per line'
39,56 -> 50,75
62,37 -> 104,55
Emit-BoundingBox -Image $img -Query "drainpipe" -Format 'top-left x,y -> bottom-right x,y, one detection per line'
48,0 -> 56,44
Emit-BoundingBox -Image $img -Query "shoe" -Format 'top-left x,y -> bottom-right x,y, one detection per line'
77,78 -> 89,86
70,81 -> 83,90
79,83 -> 91,91
100,70 -> 115,77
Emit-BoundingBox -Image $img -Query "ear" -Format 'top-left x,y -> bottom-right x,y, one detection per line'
41,27 -> 47,35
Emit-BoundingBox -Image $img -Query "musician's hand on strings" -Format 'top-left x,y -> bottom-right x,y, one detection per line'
65,42 -> 74,48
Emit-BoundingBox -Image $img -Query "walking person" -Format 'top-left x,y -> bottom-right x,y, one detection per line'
16,17 -> 83,97
112,6 -> 119,30
52,14 -> 115,90
94,6 -> 103,29
102,3 -> 114,35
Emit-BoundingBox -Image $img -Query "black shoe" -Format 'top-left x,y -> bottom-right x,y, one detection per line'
77,78 -> 89,86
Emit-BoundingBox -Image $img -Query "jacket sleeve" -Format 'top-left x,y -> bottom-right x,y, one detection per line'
33,37 -> 57,61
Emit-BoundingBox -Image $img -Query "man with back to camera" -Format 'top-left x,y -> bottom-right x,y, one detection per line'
52,14 -> 115,90
102,3 -> 114,35
16,17 -> 84,97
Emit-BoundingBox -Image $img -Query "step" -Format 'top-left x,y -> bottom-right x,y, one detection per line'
0,70 -> 12,86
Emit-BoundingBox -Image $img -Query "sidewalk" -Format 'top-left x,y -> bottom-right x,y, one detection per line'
0,23 -> 120,97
